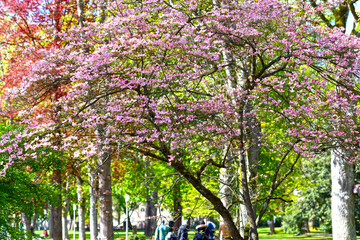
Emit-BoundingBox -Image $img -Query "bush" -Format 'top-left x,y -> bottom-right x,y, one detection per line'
282,205 -> 306,235
130,235 -> 146,240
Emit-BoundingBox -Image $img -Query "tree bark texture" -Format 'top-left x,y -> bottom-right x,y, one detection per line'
48,207 -> 53,238
32,212 -> 37,231
51,167 -> 62,240
89,166 -> 98,240
21,213 -> 31,236
145,190 -> 158,237
173,180 -> 182,233
76,0 -> 84,27
268,219 -> 275,235
97,0 -> 107,23
220,149 -> 235,214
144,160 -> 158,237
62,177 -> 70,240
331,148 -> 356,240
302,220 -> 309,233
239,152 -> 258,240
77,176 -> 86,240
97,125 -> 113,240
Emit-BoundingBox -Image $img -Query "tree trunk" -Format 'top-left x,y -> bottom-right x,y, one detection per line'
97,0 -> 107,23
302,219 -> 309,233
89,166 -> 98,240
239,204 -> 249,239
48,207 -> 53,238
239,152 -> 258,240
21,213 -> 31,236
145,190 -> 158,237
144,160 -> 158,237
77,176 -> 86,240
63,177 -> 70,240
69,217 -> 73,231
62,210 -> 70,240
52,167 -> 63,240
173,180 -> 182,233
98,131 -> 113,240
220,149 -> 235,215
32,212 -> 37,231
246,113 -> 260,240
238,100 -> 261,240
269,219 -> 275,235
237,100 -> 261,240
76,0 -> 84,27
216,8 -> 260,237
170,160 -> 243,240
331,148 -> 356,240
93,2 -> 112,239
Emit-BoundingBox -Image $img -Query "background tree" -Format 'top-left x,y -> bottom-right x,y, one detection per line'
282,152 -> 332,234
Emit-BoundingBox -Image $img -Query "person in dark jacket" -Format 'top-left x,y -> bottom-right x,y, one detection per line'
194,220 -> 210,240
205,217 -> 216,240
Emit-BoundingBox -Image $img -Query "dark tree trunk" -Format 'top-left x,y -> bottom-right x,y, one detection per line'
98,147 -> 113,240
171,161 -> 244,240
302,219 -> 309,233
52,167 -> 63,240
145,190 -> 158,237
144,160 -> 158,237
173,180 -> 182,233
269,219 -> 275,235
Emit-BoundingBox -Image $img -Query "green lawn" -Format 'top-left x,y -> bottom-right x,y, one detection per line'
258,227 -> 332,240
33,227 -> 360,240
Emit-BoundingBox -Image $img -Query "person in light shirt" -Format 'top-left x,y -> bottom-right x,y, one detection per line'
155,220 -> 169,240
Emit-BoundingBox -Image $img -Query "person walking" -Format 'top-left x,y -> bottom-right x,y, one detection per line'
194,220 -> 210,240
177,220 -> 190,240
202,217 -> 216,240
165,228 -> 177,240
155,220 -> 170,240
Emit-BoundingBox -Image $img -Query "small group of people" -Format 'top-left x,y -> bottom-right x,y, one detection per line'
154,217 -> 231,240
154,220 -> 189,240
195,218 -> 232,240
194,218 -> 215,240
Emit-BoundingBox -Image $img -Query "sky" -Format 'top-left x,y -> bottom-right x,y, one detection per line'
345,2 -> 359,35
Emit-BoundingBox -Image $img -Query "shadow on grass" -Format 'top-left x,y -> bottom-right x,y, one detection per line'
258,227 -> 332,240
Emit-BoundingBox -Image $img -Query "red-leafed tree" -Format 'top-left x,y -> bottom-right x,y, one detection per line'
0,1 -> 93,239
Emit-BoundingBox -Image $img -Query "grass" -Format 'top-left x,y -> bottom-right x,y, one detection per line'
257,227 -> 332,240
33,227 -> 360,240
